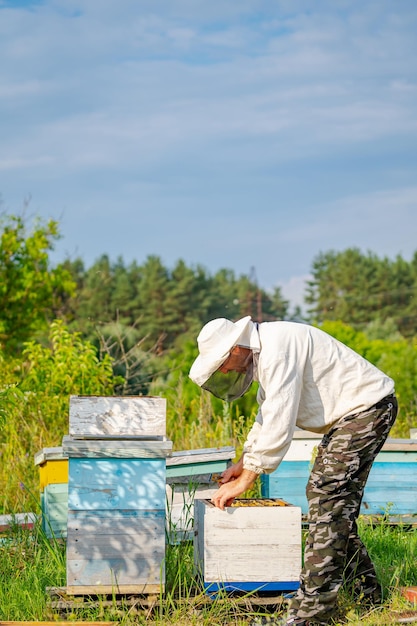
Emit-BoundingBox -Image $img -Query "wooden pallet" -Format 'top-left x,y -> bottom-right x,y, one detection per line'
46,586 -> 289,614
48,583 -> 162,597
47,586 -> 162,617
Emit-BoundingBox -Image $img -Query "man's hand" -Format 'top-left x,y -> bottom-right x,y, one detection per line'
211,468 -> 258,510
219,455 -> 244,484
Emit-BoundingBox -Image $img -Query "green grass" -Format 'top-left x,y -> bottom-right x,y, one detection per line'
0,519 -> 66,620
0,513 -> 416,624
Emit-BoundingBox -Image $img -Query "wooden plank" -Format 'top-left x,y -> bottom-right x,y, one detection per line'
166,471 -> 224,485
68,457 -> 166,511
67,554 -> 164,587
63,435 -> 172,458
46,590 -> 287,610
46,588 -> 160,606
288,435 -> 417,459
67,509 -> 165,531
166,461 -> 229,480
63,584 -> 162,595
0,512 -> 37,532
382,440 -> 417,452
67,531 -> 164,555
69,395 -> 166,438
292,432 -> 417,451
377,451 -> 417,462
67,539 -> 164,563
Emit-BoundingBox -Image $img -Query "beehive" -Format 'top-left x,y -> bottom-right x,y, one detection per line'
261,433 -> 417,516
194,498 -> 301,593
34,446 -> 68,539
64,395 -> 172,595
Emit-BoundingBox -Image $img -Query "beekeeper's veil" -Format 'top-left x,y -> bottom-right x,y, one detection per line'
189,316 -> 260,401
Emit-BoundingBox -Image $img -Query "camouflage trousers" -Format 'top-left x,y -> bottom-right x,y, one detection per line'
288,394 -> 398,625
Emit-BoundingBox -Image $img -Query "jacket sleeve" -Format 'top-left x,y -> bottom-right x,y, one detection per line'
242,388 -> 264,455
242,333 -> 306,474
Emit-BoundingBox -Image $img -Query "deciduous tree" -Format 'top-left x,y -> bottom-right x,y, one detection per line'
0,214 -> 75,353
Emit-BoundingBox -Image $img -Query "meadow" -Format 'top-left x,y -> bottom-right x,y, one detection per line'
1,500 -> 416,625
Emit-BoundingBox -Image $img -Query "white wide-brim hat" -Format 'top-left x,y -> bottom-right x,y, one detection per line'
189,316 -> 254,387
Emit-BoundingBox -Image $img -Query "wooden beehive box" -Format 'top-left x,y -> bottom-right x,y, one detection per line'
194,498 -> 301,593
34,446 -> 69,539
69,395 -> 166,439
166,446 -> 235,543
261,434 -> 417,516
41,483 -> 69,539
64,435 -> 172,594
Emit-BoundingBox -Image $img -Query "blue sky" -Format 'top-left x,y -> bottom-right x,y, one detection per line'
1,0 -> 416,309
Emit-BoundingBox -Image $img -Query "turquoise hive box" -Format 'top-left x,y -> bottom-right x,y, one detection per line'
166,446 -> 235,542
34,446 -> 68,539
261,431 -> 417,517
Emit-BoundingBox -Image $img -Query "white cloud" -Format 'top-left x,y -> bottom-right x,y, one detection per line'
0,0 -> 416,308
280,274 -> 311,311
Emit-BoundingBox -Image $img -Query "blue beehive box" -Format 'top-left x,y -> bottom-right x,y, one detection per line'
261,433 -> 417,517
64,436 -> 172,593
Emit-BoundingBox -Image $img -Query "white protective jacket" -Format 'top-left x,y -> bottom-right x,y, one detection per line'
242,320 -> 395,475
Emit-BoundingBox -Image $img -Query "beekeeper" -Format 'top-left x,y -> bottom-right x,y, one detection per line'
189,316 -> 397,626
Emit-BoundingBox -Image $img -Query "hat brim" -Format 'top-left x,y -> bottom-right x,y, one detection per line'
189,316 -> 252,387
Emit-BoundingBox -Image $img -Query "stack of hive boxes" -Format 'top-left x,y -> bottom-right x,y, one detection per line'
34,446 -> 68,539
63,395 -> 172,595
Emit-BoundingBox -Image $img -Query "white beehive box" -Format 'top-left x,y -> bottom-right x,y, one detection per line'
69,395 -> 166,439
194,498 -> 302,592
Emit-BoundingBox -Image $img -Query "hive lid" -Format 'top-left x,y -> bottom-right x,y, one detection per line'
34,446 -> 68,465
167,446 -> 235,466
69,395 -> 166,439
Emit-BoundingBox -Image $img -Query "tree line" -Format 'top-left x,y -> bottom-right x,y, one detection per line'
306,248 -> 417,338
2,213 -> 417,356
